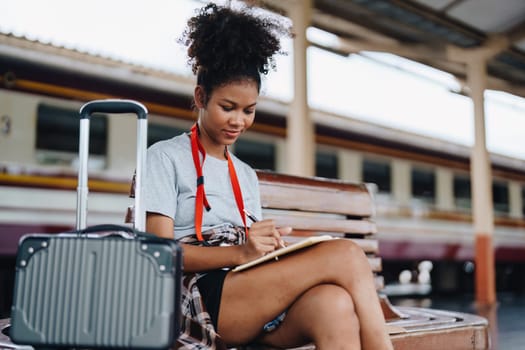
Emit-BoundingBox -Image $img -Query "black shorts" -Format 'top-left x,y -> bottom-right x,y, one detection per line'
196,269 -> 228,330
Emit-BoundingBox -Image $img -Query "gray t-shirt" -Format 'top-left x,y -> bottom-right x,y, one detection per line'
143,132 -> 262,240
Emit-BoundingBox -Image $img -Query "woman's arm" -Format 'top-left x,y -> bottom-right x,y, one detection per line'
146,212 -> 290,273
146,212 -> 176,239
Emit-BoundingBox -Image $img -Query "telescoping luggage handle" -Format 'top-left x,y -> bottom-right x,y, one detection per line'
77,99 -> 148,232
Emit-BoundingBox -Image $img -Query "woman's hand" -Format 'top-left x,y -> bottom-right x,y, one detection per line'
241,219 -> 292,263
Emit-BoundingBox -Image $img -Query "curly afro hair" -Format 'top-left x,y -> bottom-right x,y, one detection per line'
180,2 -> 291,102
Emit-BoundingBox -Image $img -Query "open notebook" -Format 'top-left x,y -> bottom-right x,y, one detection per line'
232,235 -> 333,272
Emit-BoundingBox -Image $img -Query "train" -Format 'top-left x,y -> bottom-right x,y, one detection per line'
1,31 -> 525,317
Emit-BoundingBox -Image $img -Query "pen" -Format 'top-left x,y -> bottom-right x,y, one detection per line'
243,208 -> 259,224
243,209 -> 286,258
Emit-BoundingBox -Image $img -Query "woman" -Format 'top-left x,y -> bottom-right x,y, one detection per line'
144,3 -> 393,350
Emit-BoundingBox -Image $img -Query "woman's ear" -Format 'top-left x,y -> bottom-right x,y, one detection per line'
194,86 -> 206,109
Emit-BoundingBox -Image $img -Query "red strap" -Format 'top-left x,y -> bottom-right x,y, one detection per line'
190,124 -> 210,241
190,123 -> 248,241
226,150 -> 247,235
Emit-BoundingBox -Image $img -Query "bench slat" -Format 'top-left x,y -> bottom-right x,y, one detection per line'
368,256 -> 382,272
258,171 -> 373,218
375,275 -> 385,290
389,307 -> 489,350
262,212 -> 377,235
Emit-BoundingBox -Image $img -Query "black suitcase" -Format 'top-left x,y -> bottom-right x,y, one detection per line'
9,100 -> 182,349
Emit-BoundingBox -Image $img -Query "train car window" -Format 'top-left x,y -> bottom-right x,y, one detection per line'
148,124 -> 185,146
362,159 -> 391,193
316,151 -> 338,179
453,175 -> 471,209
234,138 -> 276,171
492,181 -> 509,214
36,104 -> 107,167
412,168 -> 435,203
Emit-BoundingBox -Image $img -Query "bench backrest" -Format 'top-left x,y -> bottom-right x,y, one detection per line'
256,170 -> 383,290
127,170 -> 383,290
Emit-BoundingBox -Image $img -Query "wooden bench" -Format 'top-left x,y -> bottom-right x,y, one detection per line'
236,170 -> 490,350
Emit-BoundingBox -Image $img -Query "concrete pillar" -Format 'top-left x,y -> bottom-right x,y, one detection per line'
392,160 -> 411,207
338,149 -> 362,183
107,116 -> 136,177
509,181 -> 523,219
447,35 -> 509,306
274,138 -> 287,173
0,91 -> 38,164
468,58 -> 496,306
436,167 -> 454,211
285,0 -> 315,177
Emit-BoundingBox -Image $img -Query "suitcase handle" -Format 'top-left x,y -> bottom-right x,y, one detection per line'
80,99 -> 147,119
78,224 -> 136,235
76,99 -> 148,232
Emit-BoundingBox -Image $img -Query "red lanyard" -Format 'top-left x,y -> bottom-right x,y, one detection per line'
190,124 -> 248,241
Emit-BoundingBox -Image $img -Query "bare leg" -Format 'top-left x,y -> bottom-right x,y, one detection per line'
258,284 -> 361,350
217,239 -> 393,349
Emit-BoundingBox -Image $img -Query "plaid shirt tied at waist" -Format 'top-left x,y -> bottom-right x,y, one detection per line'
176,223 -> 246,350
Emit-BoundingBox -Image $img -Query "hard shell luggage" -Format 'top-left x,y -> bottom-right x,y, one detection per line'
9,100 -> 182,349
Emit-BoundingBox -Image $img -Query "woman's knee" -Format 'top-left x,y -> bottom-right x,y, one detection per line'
317,239 -> 369,270
300,285 -> 359,331
320,284 -> 358,315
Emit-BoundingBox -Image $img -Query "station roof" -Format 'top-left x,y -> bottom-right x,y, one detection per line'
299,0 -> 525,98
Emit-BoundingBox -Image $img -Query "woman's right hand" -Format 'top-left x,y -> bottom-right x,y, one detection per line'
241,219 -> 291,263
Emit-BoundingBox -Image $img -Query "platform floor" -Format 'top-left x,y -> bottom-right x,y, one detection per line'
391,292 -> 525,350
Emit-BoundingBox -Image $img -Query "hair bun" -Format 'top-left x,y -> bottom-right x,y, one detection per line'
181,3 -> 291,77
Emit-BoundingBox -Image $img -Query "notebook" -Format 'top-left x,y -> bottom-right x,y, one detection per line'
232,235 -> 333,272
